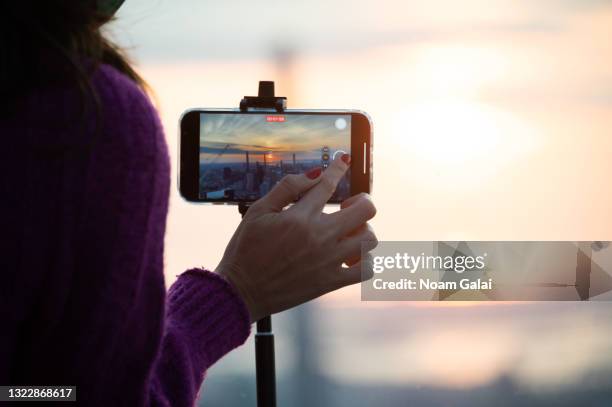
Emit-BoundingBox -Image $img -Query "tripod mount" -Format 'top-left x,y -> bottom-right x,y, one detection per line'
238,81 -> 285,407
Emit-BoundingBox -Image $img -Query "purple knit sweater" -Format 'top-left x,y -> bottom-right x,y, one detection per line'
0,64 -> 251,406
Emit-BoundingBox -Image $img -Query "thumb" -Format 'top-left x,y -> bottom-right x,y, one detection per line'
255,168 -> 322,212
328,253 -> 374,292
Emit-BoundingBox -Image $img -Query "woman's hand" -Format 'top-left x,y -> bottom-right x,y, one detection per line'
216,154 -> 378,323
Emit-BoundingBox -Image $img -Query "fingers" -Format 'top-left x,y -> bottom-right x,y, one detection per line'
340,191 -> 367,210
297,154 -> 350,213
253,170 -> 322,212
327,253 -> 375,292
335,223 -> 378,262
344,254 -> 360,267
327,193 -> 376,238
341,223 -> 369,267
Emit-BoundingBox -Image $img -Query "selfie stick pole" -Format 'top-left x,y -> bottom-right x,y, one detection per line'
239,81 -> 286,407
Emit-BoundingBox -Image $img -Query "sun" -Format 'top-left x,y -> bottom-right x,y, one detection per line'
392,99 -> 538,172
397,101 -> 503,163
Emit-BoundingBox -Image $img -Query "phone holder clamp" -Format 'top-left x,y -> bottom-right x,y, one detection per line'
240,81 -> 287,113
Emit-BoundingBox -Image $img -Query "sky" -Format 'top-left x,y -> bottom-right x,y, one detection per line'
108,0 -> 612,397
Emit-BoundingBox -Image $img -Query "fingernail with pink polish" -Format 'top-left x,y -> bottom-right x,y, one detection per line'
306,167 -> 322,179
341,154 -> 351,165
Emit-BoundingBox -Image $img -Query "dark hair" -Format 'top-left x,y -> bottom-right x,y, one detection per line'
1,1 -> 150,158
1,0 -> 147,116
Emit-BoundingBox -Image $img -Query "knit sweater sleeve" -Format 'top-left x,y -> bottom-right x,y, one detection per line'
150,269 -> 251,406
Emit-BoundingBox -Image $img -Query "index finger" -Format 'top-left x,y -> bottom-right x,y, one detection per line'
297,153 -> 350,213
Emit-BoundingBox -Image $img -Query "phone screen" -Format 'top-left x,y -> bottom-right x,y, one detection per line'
199,112 -> 352,201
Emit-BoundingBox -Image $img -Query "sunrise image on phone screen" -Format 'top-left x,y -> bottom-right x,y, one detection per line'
199,113 -> 351,201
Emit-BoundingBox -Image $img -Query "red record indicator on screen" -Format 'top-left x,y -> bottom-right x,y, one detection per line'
266,115 -> 286,122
